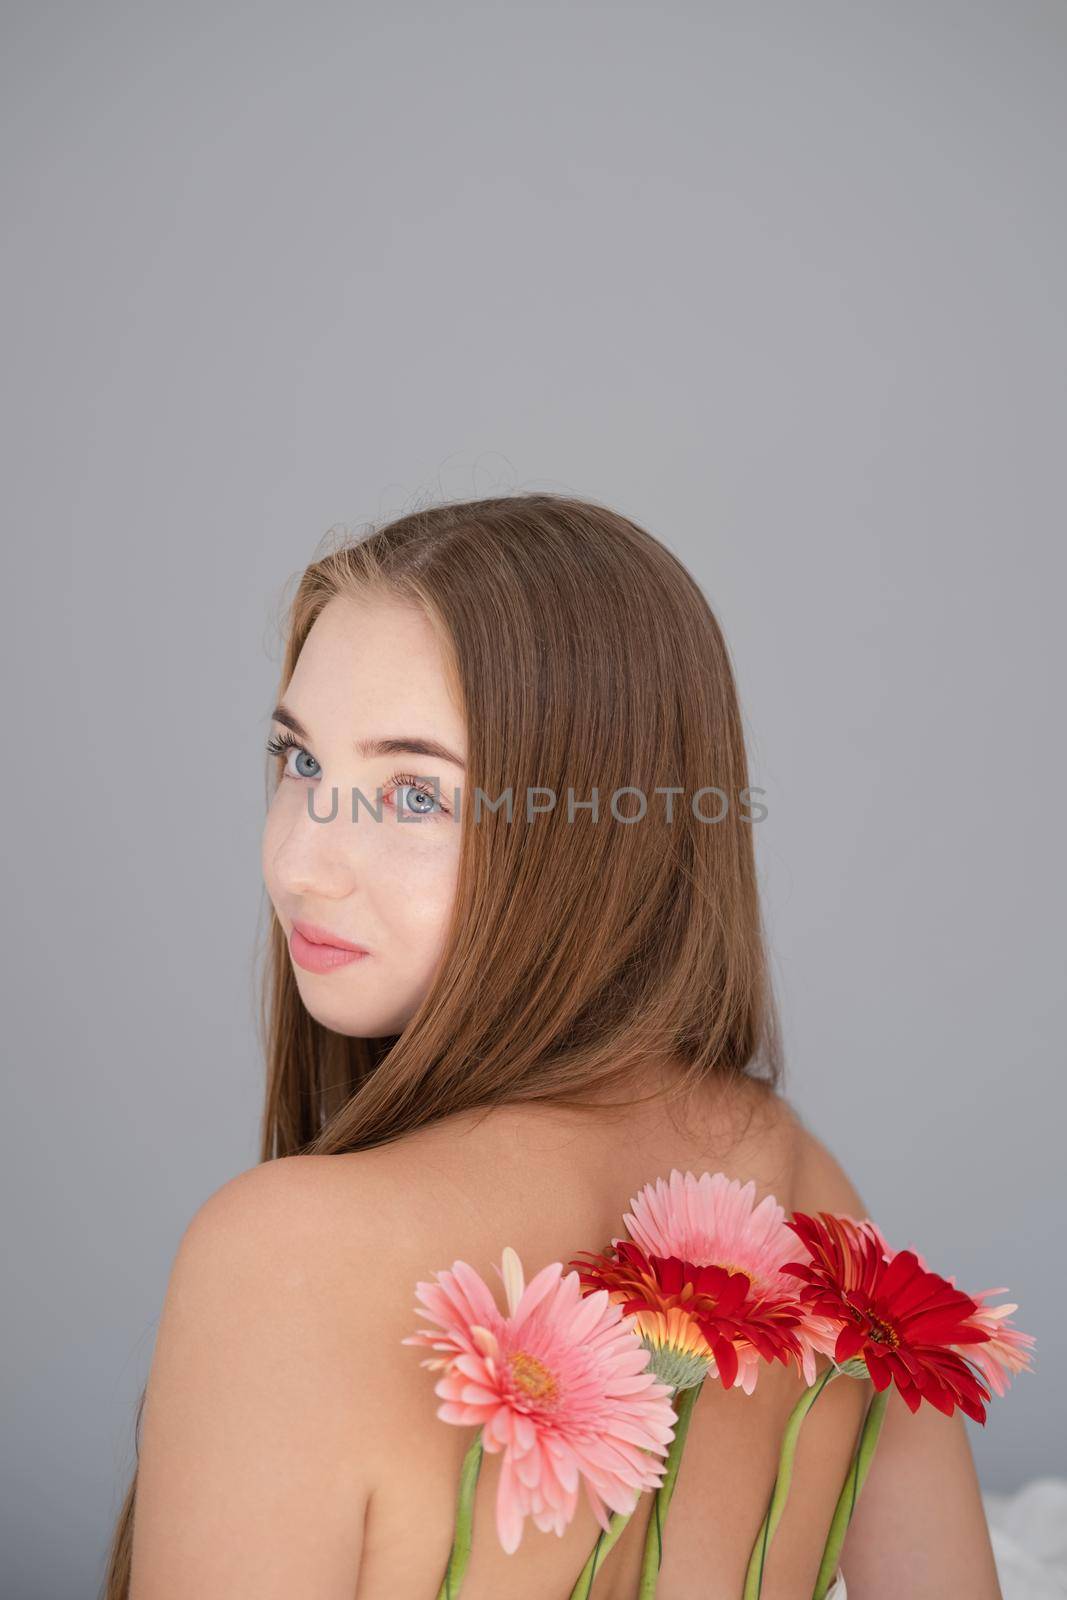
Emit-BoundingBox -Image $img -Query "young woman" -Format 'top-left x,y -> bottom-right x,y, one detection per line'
105,493 -> 1002,1599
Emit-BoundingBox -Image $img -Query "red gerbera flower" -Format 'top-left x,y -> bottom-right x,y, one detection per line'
569,1173 -> 838,1394
782,1212 -> 994,1423
573,1239 -> 818,1392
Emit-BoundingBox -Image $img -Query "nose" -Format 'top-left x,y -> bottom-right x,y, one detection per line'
268,783 -> 361,900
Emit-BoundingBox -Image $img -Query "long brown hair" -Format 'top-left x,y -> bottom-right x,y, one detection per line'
102,491 -> 783,1595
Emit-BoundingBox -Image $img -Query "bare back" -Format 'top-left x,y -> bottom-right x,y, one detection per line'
345,1079 -> 1001,1600
133,1074 -> 1003,1598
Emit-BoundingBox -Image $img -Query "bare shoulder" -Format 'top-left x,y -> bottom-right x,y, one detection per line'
165,1147 -> 457,1352
773,1096 -> 870,1218
130,1152 -> 420,1599
180,1147 -> 427,1271
700,1081 -> 870,1218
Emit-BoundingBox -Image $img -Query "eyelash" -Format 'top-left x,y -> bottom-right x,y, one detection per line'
264,731 -> 451,817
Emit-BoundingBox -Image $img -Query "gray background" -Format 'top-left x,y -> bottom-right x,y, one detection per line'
2,3 -> 1064,1595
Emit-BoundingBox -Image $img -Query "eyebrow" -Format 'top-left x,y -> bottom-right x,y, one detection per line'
270,704 -> 466,769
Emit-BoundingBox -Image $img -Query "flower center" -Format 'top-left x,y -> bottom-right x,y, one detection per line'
508,1349 -> 558,1404
866,1314 -> 900,1350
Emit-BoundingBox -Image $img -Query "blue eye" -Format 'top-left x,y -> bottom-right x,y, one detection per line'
265,735 -> 451,818
265,731 -> 320,779
387,773 -> 450,818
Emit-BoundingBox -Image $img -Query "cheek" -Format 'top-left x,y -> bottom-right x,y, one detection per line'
375,828 -> 461,948
260,808 -> 281,895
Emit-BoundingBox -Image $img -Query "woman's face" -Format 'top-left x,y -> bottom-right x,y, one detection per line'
261,591 -> 466,1037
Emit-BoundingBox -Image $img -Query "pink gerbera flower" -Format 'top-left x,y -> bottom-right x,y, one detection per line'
955,1288 -> 1036,1397
571,1170 -> 840,1395
403,1245 -> 677,1553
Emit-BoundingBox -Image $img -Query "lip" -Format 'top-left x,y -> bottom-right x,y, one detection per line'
292,919 -> 369,953
289,918 -> 370,974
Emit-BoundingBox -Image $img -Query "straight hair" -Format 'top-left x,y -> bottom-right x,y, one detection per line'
102,491 -> 782,1595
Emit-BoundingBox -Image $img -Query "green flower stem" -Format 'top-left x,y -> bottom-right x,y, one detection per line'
568,1380 -> 705,1600
637,1380 -> 705,1598
435,1431 -> 485,1600
567,1508 -> 635,1599
811,1385 -> 889,1600
742,1364 -> 840,1600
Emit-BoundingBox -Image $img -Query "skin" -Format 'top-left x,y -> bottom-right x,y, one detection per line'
128,592 -> 1005,1599
260,591 -> 466,1038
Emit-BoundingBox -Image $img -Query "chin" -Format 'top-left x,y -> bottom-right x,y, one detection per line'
297,987 -> 415,1040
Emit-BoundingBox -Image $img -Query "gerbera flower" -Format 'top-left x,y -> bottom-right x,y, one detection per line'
570,1170 -> 839,1395
782,1211 -> 995,1423
955,1288 -> 1036,1397
879,1241 -> 1036,1401
403,1246 -> 677,1553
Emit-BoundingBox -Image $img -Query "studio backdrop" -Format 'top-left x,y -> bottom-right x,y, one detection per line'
1,4 -> 1063,1597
